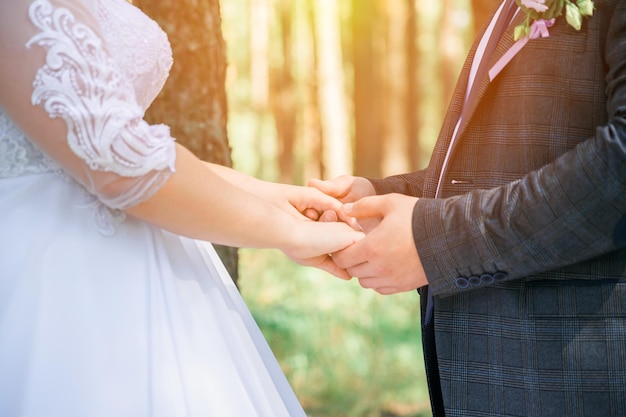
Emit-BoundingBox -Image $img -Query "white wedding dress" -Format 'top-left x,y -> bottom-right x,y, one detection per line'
0,0 -> 306,416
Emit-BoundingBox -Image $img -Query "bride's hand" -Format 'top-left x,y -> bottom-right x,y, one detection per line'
204,163 -> 358,228
307,175 -> 378,229
270,183 -> 362,230
281,219 -> 364,280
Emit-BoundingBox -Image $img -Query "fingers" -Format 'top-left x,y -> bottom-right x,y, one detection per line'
292,186 -> 353,223
343,194 -> 390,219
315,256 -> 353,280
286,221 -> 363,261
330,240 -> 370,271
308,175 -> 360,201
298,186 -> 343,212
288,187 -> 340,223
287,254 -> 352,280
301,207 -> 361,231
302,207 -> 320,221
355,276 -> 406,294
327,193 -> 427,293
307,178 -> 344,198
318,210 -> 338,222
292,187 -> 424,292
320,223 -> 364,254
306,176 -> 379,230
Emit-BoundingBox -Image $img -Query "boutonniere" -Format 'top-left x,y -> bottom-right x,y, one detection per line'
514,0 -> 594,40
489,0 -> 594,80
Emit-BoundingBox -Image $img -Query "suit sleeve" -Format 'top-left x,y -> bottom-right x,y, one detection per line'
368,170 -> 428,197
412,2 -> 626,297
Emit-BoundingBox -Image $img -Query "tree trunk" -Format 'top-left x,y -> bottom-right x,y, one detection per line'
471,0 -> 502,35
312,0 -> 352,179
351,0 -> 384,178
303,0 -> 323,182
406,0 -> 422,171
250,0 -> 270,112
382,0 -> 411,177
438,0 -> 462,108
270,0 -> 298,184
132,0 -> 238,282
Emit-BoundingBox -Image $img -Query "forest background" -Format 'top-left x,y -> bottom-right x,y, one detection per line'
132,0 -> 500,416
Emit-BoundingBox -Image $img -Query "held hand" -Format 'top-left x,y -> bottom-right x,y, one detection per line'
282,220 -> 365,280
308,175 -> 376,204
308,175 -> 377,229
273,183 -> 361,230
331,194 -> 428,294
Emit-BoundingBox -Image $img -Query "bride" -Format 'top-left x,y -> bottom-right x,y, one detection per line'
0,0 -> 362,416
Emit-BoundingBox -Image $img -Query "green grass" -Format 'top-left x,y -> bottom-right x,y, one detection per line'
238,248 -> 432,417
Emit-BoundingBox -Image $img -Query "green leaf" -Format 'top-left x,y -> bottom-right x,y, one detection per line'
565,2 -> 583,30
514,23 -> 529,41
577,0 -> 594,16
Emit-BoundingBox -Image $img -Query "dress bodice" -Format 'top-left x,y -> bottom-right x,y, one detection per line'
91,0 -> 173,111
0,0 -> 173,180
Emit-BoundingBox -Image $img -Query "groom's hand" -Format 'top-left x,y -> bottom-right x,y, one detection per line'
331,193 -> 428,294
308,175 -> 376,204
307,175 -> 377,229
283,220 -> 365,280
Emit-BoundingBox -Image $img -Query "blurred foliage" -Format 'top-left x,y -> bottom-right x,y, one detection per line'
238,249 -> 431,417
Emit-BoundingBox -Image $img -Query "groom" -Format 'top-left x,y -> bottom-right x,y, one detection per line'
311,0 -> 626,415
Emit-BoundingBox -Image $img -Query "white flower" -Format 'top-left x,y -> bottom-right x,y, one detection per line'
521,0 -> 549,12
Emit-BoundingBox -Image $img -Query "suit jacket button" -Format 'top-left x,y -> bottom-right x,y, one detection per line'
468,275 -> 481,287
481,273 -> 494,284
455,277 -> 470,288
494,271 -> 508,281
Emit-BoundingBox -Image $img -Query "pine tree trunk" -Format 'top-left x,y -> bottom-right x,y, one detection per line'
471,0 -> 502,35
312,0 -> 352,179
438,0 -> 461,108
352,0 -> 384,178
406,0 -> 422,171
270,0 -> 298,184
382,0 -> 411,177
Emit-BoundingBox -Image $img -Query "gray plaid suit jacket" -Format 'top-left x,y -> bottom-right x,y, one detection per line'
370,0 -> 626,416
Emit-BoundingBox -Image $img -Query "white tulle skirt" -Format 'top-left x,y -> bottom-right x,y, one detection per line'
0,173 -> 306,417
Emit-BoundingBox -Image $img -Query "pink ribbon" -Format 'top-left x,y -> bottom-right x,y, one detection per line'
488,18 -> 555,81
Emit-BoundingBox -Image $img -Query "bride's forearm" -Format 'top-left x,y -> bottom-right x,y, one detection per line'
204,162 -> 266,193
205,161 -> 295,202
125,145 -> 297,249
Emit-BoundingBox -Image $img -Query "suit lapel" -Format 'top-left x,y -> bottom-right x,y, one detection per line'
455,4 -> 524,138
433,19 -> 490,160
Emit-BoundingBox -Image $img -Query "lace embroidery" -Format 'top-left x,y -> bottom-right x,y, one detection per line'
92,0 -> 173,109
0,112 -> 57,178
0,127 -> 125,238
26,0 -> 176,178
73,191 -> 127,237
1,109 -> 126,235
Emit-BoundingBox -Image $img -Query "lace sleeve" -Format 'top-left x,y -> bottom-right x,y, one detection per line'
0,0 -> 176,210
